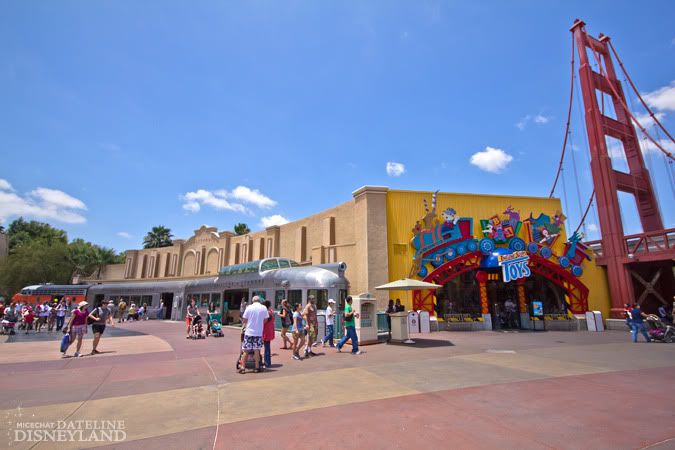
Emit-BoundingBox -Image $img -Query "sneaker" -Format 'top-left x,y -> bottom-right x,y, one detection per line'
91,349 -> 101,355
336,347 -> 342,353
292,354 -> 300,360
74,352 -> 81,357
352,351 -> 361,355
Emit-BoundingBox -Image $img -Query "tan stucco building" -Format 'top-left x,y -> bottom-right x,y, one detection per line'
88,186 -> 391,307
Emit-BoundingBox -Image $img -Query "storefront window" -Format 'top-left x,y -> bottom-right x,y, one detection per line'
200,294 -> 210,308
141,295 -> 152,305
308,289 -> 328,310
211,293 -> 221,310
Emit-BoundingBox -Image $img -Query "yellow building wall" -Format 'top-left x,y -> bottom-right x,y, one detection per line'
385,189 -> 611,314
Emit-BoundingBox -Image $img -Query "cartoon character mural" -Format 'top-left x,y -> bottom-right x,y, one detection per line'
409,193 -> 590,280
478,207 -> 526,254
410,193 -> 477,278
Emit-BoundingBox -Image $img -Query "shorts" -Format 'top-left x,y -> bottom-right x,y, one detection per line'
242,335 -> 263,351
185,317 -> 192,329
308,324 -> 317,341
72,324 -> 87,337
92,324 -> 106,335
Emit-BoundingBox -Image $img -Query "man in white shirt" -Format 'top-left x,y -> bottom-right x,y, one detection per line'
322,299 -> 336,347
238,296 -> 269,373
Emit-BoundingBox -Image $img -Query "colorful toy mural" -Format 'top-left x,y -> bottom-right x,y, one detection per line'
410,191 -> 478,278
409,192 -> 592,282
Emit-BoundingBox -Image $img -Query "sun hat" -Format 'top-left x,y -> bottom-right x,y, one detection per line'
78,301 -> 88,308
328,299 -> 336,303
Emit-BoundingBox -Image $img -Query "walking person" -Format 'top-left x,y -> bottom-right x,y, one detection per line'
386,299 -> 396,341
88,300 -> 114,355
157,302 -> 165,320
36,302 -> 49,333
55,300 -> 67,331
262,300 -> 275,368
336,296 -> 361,355
302,295 -> 318,357
238,296 -> 269,373
623,303 -> 632,331
629,303 -> 651,343
279,299 -> 293,349
47,301 -> 57,332
64,301 -> 90,357
22,306 -> 35,334
186,298 -> 199,339
292,303 -> 306,361
322,299 -> 336,347
117,299 -> 127,323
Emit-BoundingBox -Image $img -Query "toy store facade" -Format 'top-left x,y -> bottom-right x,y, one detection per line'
385,189 -> 610,330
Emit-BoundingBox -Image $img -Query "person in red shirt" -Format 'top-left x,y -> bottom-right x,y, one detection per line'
262,300 -> 275,368
22,307 -> 35,334
64,301 -> 89,357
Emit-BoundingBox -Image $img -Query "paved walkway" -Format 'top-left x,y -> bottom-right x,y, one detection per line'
1,321 -> 674,449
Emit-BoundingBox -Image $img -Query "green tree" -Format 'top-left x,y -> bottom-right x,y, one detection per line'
0,240 -> 72,297
234,223 -> 250,235
6,218 -> 67,253
68,239 -> 121,278
143,226 -> 173,249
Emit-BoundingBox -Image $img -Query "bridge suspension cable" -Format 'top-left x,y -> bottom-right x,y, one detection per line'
607,40 -> 675,145
549,33 -> 576,198
588,40 -> 674,160
573,190 -> 596,235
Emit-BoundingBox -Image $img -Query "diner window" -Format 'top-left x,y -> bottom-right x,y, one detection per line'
308,289 -> 328,310
275,290 -> 285,305
200,294 -> 210,308
131,296 -> 141,304
141,295 -> 152,305
252,290 -> 266,300
260,259 -> 279,272
287,290 -> 302,306
211,293 -> 221,309
278,259 -> 290,268
338,289 -> 348,310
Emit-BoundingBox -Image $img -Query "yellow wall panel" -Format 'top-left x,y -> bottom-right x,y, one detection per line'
385,189 -> 611,313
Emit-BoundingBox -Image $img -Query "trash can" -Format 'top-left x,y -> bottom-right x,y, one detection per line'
418,310 -> 431,333
390,312 -> 410,343
585,311 -> 604,331
407,311 -> 420,334
353,293 -> 378,345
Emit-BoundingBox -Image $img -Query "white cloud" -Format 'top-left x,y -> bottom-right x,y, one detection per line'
117,231 -> 132,239
0,187 -> 87,224
638,137 -> 675,155
606,136 -> 674,160
386,162 -> 406,177
181,189 -> 249,214
470,146 -> 514,173
517,114 -> 551,130
631,111 -> 665,130
533,114 -> 551,124
30,188 -> 87,210
260,214 -> 290,228
642,81 -> 675,111
587,223 -> 599,232
0,179 -> 14,191
229,186 -> 276,208
516,115 -> 530,130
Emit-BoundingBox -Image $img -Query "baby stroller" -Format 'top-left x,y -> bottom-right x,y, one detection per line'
208,313 -> 224,337
645,315 -> 674,343
1,317 -> 16,335
190,314 -> 205,339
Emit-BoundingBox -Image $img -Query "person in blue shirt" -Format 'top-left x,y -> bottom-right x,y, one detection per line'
629,303 -> 651,343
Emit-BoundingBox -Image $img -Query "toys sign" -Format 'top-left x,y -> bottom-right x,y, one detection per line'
498,251 -> 531,283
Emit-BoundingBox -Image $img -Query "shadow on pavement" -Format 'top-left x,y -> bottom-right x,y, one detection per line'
386,339 -> 455,348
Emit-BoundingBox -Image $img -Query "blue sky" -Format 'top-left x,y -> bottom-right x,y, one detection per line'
1,1 -> 674,252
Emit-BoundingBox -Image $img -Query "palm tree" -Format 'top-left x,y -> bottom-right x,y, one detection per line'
143,226 -> 173,249
93,247 -> 119,278
234,223 -> 250,235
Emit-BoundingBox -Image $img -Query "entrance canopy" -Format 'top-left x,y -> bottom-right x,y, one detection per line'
375,278 -> 441,291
